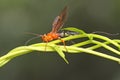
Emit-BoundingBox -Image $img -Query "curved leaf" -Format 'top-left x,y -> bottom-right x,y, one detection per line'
62,27 -> 86,34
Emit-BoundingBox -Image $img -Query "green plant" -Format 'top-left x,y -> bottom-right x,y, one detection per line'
0,27 -> 120,67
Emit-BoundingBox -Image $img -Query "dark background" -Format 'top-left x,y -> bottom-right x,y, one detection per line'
0,0 -> 120,80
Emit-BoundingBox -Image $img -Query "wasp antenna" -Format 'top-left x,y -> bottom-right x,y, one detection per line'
25,32 -> 41,36
25,36 -> 41,46
92,31 -> 119,36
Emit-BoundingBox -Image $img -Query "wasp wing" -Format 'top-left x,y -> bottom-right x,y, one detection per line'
51,6 -> 68,33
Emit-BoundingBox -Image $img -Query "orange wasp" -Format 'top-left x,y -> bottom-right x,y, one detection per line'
41,6 -> 68,50
26,6 -> 68,50
41,6 -> 68,43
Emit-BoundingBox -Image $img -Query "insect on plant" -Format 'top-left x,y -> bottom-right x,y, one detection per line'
26,6 -> 68,50
41,6 -> 68,43
41,6 -> 68,50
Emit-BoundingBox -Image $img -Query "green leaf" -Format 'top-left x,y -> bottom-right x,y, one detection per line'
0,27 -> 120,67
0,59 -> 11,67
62,27 -> 86,34
53,45 -> 69,64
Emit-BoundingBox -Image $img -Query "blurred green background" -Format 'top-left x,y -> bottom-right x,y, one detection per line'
0,0 -> 120,80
